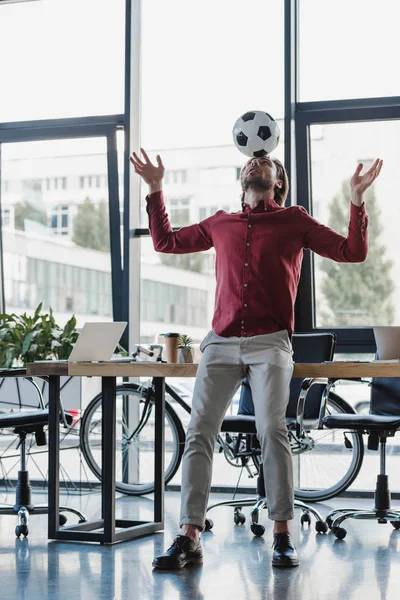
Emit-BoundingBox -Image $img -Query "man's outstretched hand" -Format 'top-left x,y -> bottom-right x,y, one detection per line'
350,158 -> 383,206
130,148 -> 165,194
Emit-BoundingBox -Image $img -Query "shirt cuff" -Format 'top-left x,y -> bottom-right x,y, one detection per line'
350,201 -> 368,230
145,190 -> 164,213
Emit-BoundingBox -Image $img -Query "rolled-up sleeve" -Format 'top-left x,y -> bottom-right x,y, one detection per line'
146,191 -> 218,254
300,203 -> 368,262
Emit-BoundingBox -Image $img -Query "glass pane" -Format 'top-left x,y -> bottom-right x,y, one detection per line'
1,137 -> 113,326
0,0 -> 125,121
139,0 -> 285,489
310,121 -> 400,328
139,0 -> 285,337
299,0 -> 400,101
141,0 -> 284,149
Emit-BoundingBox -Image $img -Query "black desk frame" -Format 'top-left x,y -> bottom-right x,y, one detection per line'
48,375 -> 165,544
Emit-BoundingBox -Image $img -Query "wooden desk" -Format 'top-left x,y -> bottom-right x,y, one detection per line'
26,359 -> 400,544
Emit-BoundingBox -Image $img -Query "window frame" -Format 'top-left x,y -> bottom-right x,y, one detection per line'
294,97 -> 400,353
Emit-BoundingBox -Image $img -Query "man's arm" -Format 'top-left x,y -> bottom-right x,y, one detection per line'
131,149 -> 216,254
146,190 -> 216,254
300,202 -> 368,262
301,159 -> 383,262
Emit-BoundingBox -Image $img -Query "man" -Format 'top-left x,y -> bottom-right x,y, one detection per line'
130,148 -> 382,569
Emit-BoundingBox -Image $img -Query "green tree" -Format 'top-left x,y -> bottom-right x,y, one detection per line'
319,181 -> 394,326
72,198 -> 110,252
14,201 -> 48,231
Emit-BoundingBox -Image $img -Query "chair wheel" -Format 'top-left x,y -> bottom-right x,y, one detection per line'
390,520 -> 400,530
59,514 -> 67,526
234,511 -> 246,525
15,525 -> 28,538
315,520 -> 328,534
204,518 -> 213,531
251,524 -> 265,537
332,526 -> 347,540
300,512 -> 311,526
326,516 -> 334,530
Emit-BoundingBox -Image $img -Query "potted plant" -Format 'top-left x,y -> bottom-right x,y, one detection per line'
177,334 -> 194,364
0,303 -> 79,367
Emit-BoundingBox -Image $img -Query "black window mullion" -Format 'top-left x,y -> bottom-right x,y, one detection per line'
107,131 -> 123,325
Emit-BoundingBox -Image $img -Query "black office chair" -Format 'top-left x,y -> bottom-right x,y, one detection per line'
0,369 -> 86,537
323,376 -> 400,539
205,332 -> 362,536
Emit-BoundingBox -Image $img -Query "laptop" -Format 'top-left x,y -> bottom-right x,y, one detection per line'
36,322 -> 128,363
373,327 -> 400,360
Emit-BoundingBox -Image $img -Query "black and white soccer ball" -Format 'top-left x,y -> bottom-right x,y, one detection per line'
232,110 -> 280,157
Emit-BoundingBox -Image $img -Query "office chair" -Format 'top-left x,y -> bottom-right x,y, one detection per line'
323,376 -> 400,539
205,332 -> 357,536
0,369 -> 86,537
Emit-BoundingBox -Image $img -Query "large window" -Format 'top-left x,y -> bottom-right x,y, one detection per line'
309,121 -> 400,328
136,0 -> 285,489
0,0 -> 125,121
139,0 -> 285,350
299,0 -> 400,102
1,138 -> 113,326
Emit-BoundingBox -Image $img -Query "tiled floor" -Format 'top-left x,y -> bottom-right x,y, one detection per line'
0,488 -> 399,600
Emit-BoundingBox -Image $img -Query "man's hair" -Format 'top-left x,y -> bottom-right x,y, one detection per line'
240,156 -> 289,207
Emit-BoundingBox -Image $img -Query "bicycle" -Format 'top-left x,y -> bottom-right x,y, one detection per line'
78,344 -> 365,501
0,345 -> 365,501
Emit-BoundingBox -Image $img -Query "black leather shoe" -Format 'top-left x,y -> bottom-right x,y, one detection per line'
272,533 -> 299,568
152,535 -> 203,570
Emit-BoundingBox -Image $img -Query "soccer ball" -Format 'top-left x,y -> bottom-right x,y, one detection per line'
232,110 -> 280,157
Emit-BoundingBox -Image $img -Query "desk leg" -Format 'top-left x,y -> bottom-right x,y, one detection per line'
102,376 -> 116,543
48,375 -> 60,539
153,377 -> 165,525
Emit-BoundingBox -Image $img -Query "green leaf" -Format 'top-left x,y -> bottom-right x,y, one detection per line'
34,302 -> 43,318
22,331 -> 35,354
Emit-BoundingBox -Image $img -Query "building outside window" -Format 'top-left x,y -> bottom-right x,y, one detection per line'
51,205 -> 70,236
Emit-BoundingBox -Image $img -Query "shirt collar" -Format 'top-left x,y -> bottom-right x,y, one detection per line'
241,198 -> 282,213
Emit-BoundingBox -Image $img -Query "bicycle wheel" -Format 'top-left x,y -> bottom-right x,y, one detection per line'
80,382 -> 186,495
252,392 -> 364,502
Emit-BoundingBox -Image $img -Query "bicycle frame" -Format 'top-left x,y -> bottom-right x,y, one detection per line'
155,379 -> 258,474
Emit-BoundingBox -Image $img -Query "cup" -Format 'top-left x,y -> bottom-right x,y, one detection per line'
163,332 -> 180,363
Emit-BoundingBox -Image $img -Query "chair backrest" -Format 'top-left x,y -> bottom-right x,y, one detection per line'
238,332 -> 336,419
370,378 -> 400,416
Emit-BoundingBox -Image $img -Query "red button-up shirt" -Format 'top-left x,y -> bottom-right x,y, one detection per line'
146,191 -> 368,338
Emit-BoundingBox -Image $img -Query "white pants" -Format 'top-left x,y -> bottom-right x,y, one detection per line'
179,329 -> 295,530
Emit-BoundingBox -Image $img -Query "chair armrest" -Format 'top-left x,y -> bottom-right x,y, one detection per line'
296,375 -> 372,438
0,368 -> 27,377
0,371 -> 46,409
296,377 -> 335,438
327,377 -> 371,386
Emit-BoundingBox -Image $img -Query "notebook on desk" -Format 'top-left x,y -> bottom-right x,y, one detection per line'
35,321 -> 128,363
373,327 -> 400,360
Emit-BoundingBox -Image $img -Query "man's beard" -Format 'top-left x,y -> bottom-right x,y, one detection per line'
242,173 -> 274,194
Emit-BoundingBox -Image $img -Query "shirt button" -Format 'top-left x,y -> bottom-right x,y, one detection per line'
241,325 -> 245,329
246,243 -> 250,246
244,303 -> 248,307
244,263 -> 248,266
243,332 -> 247,336
359,211 -> 362,216
248,224 -> 251,228
244,283 -> 247,287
